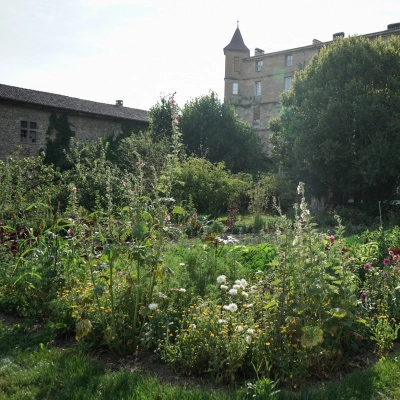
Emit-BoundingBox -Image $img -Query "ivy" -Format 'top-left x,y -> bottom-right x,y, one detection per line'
43,112 -> 75,171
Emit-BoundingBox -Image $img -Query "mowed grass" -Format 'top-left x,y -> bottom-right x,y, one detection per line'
1,321 -> 400,400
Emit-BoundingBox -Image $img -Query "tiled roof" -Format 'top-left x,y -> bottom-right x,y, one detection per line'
0,84 -> 148,123
224,27 -> 250,53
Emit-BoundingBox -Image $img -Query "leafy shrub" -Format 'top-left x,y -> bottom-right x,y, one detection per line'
253,214 -> 266,233
172,157 -> 252,216
209,220 -> 225,235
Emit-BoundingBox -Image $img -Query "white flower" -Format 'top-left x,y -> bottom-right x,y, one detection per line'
158,292 -> 167,299
247,328 -> 255,335
189,323 -> 196,330
249,286 -> 257,294
223,303 -> 238,312
235,325 -> 244,332
217,275 -> 227,284
246,303 -> 254,308
179,262 -> 185,266
220,284 -> 229,290
255,271 -> 263,275
218,319 -> 227,324
229,288 -> 238,296
216,236 -> 239,245
245,335 -> 252,345
240,279 -> 248,288
233,284 -> 241,290
242,291 -> 249,298
148,303 -> 158,310
179,288 -> 186,293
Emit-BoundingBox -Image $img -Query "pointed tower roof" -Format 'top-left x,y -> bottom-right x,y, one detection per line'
224,26 -> 249,53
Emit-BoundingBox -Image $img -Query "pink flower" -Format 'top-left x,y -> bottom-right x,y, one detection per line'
328,235 -> 335,244
123,181 -> 127,187
363,263 -> 371,271
383,258 -> 391,266
360,293 -> 367,300
174,119 -> 179,124
170,98 -> 176,105
67,228 -> 72,235
71,187 -> 77,192
167,215 -> 171,221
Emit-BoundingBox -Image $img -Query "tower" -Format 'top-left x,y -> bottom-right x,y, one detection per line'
223,24 -> 249,100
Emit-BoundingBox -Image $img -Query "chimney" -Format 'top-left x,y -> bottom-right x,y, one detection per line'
116,100 -> 123,107
255,48 -> 265,56
333,32 -> 344,40
388,22 -> 400,30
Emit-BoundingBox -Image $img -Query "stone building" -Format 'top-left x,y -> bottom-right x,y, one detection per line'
0,83 -> 148,160
223,22 -> 400,149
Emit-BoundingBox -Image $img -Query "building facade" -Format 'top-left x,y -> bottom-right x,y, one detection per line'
0,84 -> 148,160
223,23 -> 400,149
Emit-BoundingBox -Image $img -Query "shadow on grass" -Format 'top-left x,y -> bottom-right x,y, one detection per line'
0,321 -> 233,400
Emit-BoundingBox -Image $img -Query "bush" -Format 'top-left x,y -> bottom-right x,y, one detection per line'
172,157 -> 252,216
209,220 -> 225,235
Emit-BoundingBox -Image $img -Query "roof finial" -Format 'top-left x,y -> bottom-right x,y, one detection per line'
237,20 -> 239,28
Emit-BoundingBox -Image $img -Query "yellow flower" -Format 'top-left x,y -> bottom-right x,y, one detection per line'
266,342 -> 271,346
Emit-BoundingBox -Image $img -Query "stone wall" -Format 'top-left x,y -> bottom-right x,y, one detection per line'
0,101 -> 142,160
225,46 -> 320,149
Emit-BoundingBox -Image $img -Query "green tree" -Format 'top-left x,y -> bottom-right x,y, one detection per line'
148,95 -> 175,141
179,92 -> 269,174
270,35 -> 400,206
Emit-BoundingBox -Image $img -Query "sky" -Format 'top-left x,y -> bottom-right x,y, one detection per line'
0,0 -> 398,111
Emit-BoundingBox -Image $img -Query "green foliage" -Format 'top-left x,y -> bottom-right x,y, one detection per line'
0,153 -> 60,224
148,94 -> 175,141
270,35 -> 400,207
62,139 -> 128,211
239,243 -> 277,272
370,317 -> 400,357
209,220 -> 225,235
43,112 -> 75,171
172,157 -> 252,215
252,214 -> 266,232
113,130 -> 170,179
179,92 -> 269,174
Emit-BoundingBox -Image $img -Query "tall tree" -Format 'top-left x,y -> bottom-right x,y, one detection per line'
179,92 -> 269,174
270,35 -> 400,206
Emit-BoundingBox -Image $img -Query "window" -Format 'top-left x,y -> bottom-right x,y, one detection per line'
285,54 -> 293,67
20,120 -> 37,143
232,82 -> 238,95
253,106 -> 260,125
233,56 -> 240,72
256,60 -> 263,72
284,76 -> 292,92
254,81 -> 261,96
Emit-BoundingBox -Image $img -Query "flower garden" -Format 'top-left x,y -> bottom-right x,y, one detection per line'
1,177 -> 400,394
1,100 -> 400,396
